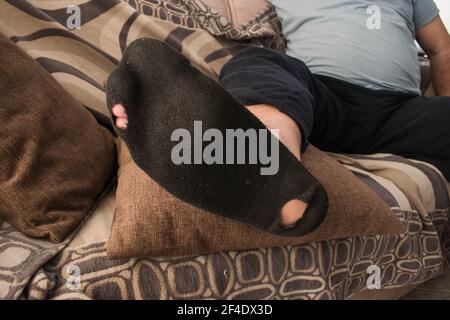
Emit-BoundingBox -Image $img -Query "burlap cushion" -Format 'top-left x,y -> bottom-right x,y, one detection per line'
0,33 -> 116,242
107,140 -> 404,258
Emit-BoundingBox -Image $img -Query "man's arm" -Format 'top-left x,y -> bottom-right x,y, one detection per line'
416,16 -> 450,96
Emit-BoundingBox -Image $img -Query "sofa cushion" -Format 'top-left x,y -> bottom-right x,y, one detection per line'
107,140 -> 404,258
0,33 -> 116,242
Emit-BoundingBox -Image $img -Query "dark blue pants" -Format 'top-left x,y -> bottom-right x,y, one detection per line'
219,47 -> 450,181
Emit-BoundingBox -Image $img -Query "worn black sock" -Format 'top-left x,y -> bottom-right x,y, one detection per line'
106,38 -> 328,237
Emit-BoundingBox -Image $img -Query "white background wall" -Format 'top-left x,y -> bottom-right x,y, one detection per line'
434,0 -> 450,30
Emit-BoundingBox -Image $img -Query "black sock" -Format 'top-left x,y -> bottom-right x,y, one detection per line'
106,38 -> 328,237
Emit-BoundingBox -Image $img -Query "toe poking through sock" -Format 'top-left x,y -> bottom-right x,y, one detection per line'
112,104 -> 127,118
116,117 -> 128,129
280,199 -> 308,228
106,65 -> 137,118
111,104 -> 129,129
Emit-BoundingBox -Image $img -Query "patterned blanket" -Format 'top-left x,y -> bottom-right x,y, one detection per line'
0,0 -> 449,300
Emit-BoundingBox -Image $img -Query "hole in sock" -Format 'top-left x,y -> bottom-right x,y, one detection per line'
279,199 -> 309,229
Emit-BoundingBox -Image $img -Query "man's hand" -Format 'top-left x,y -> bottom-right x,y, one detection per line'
416,16 -> 450,96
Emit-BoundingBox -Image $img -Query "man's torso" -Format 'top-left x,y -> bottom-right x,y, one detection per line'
270,0 -> 438,94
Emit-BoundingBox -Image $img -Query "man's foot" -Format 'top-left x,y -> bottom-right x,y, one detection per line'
106,38 -> 327,237
245,104 -> 308,227
111,103 -> 308,228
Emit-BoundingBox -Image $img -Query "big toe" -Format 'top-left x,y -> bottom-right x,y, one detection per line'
280,199 -> 308,228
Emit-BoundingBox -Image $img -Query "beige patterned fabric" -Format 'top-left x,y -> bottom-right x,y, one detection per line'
25,193 -> 450,300
0,0 -> 449,300
126,0 -> 286,50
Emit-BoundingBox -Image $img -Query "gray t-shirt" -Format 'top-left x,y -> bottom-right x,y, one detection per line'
270,0 -> 440,94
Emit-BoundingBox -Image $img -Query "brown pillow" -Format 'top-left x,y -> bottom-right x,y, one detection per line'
107,140 -> 404,258
0,33 -> 116,242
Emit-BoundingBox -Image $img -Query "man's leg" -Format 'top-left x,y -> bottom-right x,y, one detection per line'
366,96 -> 450,181
219,47 -> 346,225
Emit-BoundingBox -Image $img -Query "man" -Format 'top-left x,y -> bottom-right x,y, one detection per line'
110,0 -> 450,228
